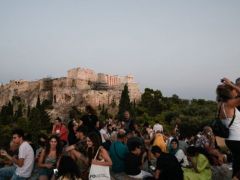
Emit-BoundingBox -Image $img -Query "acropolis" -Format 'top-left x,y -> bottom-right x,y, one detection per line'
0,67 -> 141,118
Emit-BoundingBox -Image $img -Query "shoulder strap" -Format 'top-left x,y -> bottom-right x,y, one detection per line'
222,103 -> 228,119
228,108 -> 236,128
221,103 -> 236,127
93,146 -> 102,160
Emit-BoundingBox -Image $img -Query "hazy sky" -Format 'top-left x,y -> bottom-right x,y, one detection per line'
0,1 -> 239,100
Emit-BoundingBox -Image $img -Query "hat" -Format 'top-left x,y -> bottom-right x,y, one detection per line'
153,123 -> 163,133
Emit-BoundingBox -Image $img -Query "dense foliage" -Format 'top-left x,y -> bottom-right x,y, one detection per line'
118,84 -> 131,120
135,88 -> 217,137
0,86 -> 217,147
0,96 -> 52,147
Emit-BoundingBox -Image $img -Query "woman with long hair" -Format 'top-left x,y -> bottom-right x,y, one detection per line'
38,135 -> 62,180
86,132 -> 112,167
216,78 -> 240,177
67,119 -> 78,145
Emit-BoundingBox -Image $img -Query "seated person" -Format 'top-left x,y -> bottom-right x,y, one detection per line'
168,138 -> 189,167
195,126 -> 225,165
151,146 -> 183,180
65,126 -> 88,180
57,155 -> 82,180
109,129 -> 128,174
125,140 -> 152,179
183,146 -> 212,180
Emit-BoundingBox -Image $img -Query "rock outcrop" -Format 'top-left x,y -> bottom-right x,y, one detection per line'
0,67 -> 141,118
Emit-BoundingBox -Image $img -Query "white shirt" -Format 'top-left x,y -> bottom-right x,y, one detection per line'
100,128 -> 110,143
175,149 -> 189,167
221,107 -> 240,141
16,141 -> 34,178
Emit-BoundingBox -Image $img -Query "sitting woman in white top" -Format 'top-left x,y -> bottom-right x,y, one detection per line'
216,77 -> 240,178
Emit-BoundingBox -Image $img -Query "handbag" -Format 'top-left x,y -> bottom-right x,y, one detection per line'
212,103 -> 235,138
89,146 -> 111,180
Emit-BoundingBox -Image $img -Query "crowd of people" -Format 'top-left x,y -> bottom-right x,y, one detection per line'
0,77 -> 239,180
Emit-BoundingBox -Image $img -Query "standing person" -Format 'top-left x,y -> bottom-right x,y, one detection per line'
52,117 -> 68,146
216,78 -> 240,177
0,128 -> 34,180
81,105 -> 100,136
38,135 -> 62,180
122,111 -> 135,132
235,77 -> 240,111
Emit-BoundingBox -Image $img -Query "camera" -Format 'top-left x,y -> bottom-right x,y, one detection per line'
53,168 -> 58,176
149,165 -> 156,171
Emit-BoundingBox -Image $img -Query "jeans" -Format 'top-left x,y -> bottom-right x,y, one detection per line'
11,173 -> 28,180
0,165 -> 16,180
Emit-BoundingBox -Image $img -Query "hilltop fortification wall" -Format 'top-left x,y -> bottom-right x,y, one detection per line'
0,67 -> 141,118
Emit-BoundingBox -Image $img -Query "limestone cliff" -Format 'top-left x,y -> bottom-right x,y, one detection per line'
0,67 -> 141,118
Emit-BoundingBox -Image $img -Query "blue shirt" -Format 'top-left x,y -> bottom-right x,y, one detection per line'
109,141 -> 129,173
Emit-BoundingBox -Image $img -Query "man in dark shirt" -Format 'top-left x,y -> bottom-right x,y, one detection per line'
81,105 -> 101,139
125,140 -> 152,179
122,111 -> 135,132
151,146 -> 183,180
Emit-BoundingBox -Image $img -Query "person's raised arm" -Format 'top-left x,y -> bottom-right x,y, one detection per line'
222,77 -> 240,93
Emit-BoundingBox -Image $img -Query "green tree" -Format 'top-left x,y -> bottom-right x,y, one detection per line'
28,107 -> 42,143
118,84 -> 131,119
36,95 -> 41,109
0,102 -> 14,125
140,88 -> 163,116
14,103 -> 23,119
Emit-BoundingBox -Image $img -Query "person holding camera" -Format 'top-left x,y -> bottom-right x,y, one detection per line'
217,77 -> 240,178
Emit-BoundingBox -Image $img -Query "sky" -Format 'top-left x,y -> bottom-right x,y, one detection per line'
0,1 -> 239,100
